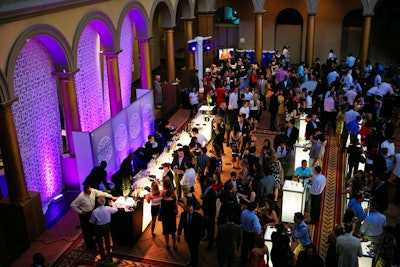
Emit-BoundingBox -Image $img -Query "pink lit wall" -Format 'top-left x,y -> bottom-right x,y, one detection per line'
13,39 -> 63,207
119,16 -> 133,108
75,24 -> 110,132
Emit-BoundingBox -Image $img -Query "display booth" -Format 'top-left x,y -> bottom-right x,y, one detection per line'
72,89 -> 155,190
262,50 -> 275,67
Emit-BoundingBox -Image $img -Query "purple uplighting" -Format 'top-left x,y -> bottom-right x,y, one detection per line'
13,38 -> 63,206
119,16 -> 133,108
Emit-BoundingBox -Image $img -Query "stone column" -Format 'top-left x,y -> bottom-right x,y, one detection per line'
197,12 -> 215,68
137,37 -> 152,89
54,70 -> 81,156
305,13 -> 316,68
164,28 -> 176,83
360,14 -> 372,69
103,51 -> 122,117
0,98 -> 28,203
183,19 -> 195,70
255,11 -> 264,65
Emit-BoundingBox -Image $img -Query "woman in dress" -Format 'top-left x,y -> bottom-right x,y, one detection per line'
259,198 -> 279,228
268,153 -> 283,202
145,181 -> 162,238
249,93 -> 261,125
261,138 -> 274,173
277,89 -> 286,126
178,185 -> 195,211
160,189 -> 178,250
237,178 -> 258,205
249,235 -> 269,267
189,86 -> 199,118
230,127 -> 243,169
205,143 -> 223,178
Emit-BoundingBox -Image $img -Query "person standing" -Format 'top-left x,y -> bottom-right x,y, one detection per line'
70,185 -> 116,249
216,213 -> 242,267
83,161 -> 111,191
269,89 -> 279,131
240,202 -> 262,265
201,176 -> 217,250
160,189 -> 178,250
309,135 -> 321,167
308,166 -> 326,224
171,148 -> 190,199
290,212 -> 312,258
145,181 -> 162,238
336,223 -> 363,267
89,196 -> 118,262
154,74 -> 163,108
190,69 -> 200,92
271,223 -> 291,267
177,204 -> 204,267
189,86 -> 199,118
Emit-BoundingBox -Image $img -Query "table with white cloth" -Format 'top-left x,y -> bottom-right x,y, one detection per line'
293,140 -> 312,172
281,180 -> 307,223
359,240 -> 374,266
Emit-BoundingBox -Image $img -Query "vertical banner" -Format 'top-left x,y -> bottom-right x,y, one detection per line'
111,109 -> 129,169
125,98 -> 144,154
137,89 -> 155,141
91,120 -> 117,176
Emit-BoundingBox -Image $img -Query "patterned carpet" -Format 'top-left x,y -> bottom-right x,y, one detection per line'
51,234 -> 186,267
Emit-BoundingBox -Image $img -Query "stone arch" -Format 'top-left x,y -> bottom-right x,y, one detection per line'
0,69 -> 8,102
341,9 -> 363,59
6,24 -> 74,99
150,0 -> 175,28
118,1 -> 151,38
275,8 -> 303,64
176,0 -> 195,20
72,10 -> 118,57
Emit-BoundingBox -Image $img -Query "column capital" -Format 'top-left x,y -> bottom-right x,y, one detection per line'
162,27 -> 175,31
52,68 -> 79,78
254,10 -> 265,16
136,35 -> 153,42
101,50 -> 122,57
0,97 -> 18,111
362,12 -> 374,17
307,12 -> 317,16
181,16 -> 195,21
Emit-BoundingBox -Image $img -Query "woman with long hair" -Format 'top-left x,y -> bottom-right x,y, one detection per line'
160,189 -> 178,250
145,181 -> 162,238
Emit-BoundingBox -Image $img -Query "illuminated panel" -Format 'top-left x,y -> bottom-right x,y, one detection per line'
75,24 -> 105,132
119,16 -> 133,108
13,38 -> 63,206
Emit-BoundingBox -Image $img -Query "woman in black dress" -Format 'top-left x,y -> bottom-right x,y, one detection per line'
160,189 -> 178,250
271,223 -> 291,267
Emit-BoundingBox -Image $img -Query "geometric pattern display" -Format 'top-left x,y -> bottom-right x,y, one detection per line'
75,24 -> 110,132
119,16 -> 133,108
12,38 -> 63,207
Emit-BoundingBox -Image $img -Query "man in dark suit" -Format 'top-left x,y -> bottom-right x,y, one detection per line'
171,148 -> 190,199
216,213 -> 242,267
178,204 -> 204,267
233,114 -> 251,137
201,176 -> 217,250
269,89 -> 279,131
285,118 -> 299,145
278,74 -> 293,97
305,113 -> 321,140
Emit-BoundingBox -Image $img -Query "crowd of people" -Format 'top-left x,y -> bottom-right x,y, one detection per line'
68,45 -> 400,267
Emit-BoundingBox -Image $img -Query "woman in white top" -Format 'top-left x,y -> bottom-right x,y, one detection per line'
145,181 -> 162,238
239,100 -> 250,119
249,93 -> 260,125
189,86 -> 199,118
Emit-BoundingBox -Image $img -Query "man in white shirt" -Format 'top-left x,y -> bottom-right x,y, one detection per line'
307,166 -> 326,224
244,87 -> 253,101
376,82 -> 394,97
344,85 -> 358,105
192,127 -> 208,147
181,161 -> 197,192
229,87 -> 239,113
327,69 -> 339,84
70,185 -> 116,248
323,91 -> 337,133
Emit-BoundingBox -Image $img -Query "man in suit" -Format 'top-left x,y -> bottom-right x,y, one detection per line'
269,89 -> 279,131
201,176 -> 217,249
285,118 -> 299,145
256,74 -> 268,111
216,213 -> 242,267
305,113 -> 320,140
178,204 -> 204,267
233,114 -> 251,137
278,74 -> 293,97
336,223 -> 363,267
171,148 -> 190,199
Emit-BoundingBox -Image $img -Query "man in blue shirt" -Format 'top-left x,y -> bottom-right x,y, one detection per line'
347,192 -> 367,234
294,160 -> 313,183
290,212 -> 311,258
240,202 -> 261,265
345,115 -> 362,140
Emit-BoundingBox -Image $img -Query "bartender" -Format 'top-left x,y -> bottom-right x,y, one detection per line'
293,160 -> 313,184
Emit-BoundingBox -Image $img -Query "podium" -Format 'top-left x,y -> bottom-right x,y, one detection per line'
162,83 -> 179,107
281,180 -> 306,222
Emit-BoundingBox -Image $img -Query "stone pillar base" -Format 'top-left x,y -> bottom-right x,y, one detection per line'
0,191 -> 45,265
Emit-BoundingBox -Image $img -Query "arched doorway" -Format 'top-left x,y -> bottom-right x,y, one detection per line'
275,8 -> 303,65
341,10 -> 363,60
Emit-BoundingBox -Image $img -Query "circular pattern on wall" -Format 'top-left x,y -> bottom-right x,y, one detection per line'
142,104 -> 153,129
114,124 -> 128,151
97,136 -> 113,163
129,112 -> 141,139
